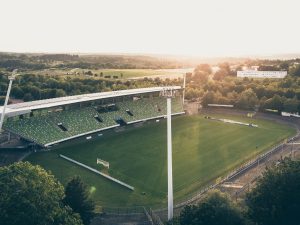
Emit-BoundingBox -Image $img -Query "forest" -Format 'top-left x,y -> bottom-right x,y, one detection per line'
0,52 -> 189,70
185,61 -> 300,113
1,52 -> 300,114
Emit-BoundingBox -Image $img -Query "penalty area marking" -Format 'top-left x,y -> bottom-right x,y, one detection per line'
221,182 -> 244,189
204,116 -> 258,127
59,154 -> 134,191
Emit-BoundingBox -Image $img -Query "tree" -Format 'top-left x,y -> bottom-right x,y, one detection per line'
178,191 -> 245,225
236,88 -> 258,110
11,86 -> 24,99
0,96 -> 6,105
185,88 -> 203,100
227,91 -> 239,104
258,65 -> 278,71
283,97 -> 299,113
202,91 -> 216,106
195,64 -> 212,74
263,94 -> 284,112
23,93 -> 33,102
55,89 -> 67,97
48,78 -> 59,89
213,69 -> 227,81
259,96 -> 268,110
291,64 -> 300,77
246,159 -> 300,225
193,71 -> 209,84
29,86 -> 41,100
219,62 -> 231,75
85,71 -> 93,76
279,61 -> 290,71
185,72 -> 193,82
64,176 -> 95,225
0,162 -> 83,225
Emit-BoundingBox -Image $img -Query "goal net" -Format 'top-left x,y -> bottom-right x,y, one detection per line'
97,158 -> 110,169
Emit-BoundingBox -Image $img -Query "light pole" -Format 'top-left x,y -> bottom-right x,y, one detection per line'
160,87 -> 176,221
182,73 -> 186,106
0,69 -> 18,134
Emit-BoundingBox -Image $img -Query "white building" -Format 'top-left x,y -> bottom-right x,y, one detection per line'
237,70 -> 287,79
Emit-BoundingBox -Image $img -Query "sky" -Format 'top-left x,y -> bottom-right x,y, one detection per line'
0,0 -> 299,57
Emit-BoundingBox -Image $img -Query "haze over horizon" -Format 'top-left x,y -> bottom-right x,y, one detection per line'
1,0 -> 300,57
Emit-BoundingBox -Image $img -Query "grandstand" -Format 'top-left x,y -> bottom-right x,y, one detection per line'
1,87 -> 184,147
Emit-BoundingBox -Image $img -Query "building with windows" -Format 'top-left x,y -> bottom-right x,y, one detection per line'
237,70 -> 287,78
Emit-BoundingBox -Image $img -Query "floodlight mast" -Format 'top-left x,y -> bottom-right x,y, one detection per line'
182,73 -> 186,106
160,87 -> 176,221
0,70 -> 18,134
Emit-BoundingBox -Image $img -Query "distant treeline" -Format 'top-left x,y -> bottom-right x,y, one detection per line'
0,73 -> 181,104
0,53 -> 188,70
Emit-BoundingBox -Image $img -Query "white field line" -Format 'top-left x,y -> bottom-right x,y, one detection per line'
45,112 -> 185,146
59,154 -> 134,191
44,125 -> 120,147
221,183 -> 243,189
206,117 -> 258,127
126,112 -> 185,124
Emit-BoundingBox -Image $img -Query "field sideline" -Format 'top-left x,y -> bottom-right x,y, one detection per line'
26,114 -> 296,207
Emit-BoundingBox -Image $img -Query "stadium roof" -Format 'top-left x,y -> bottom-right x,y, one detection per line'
0,86 -> 181,117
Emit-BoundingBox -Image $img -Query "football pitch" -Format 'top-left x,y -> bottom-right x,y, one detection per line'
26,114 -> 296,207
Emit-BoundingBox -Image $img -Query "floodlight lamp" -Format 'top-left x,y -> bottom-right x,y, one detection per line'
9,69 -> 19,80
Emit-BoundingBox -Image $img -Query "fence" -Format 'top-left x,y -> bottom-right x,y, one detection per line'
148,208 -> 164,225
102,206 -> 145,215
96,207 -> 153,225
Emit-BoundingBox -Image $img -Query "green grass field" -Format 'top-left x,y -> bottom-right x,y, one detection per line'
26,114 -> 296,208
91,69 -> 180,78
32,68 -> 192,79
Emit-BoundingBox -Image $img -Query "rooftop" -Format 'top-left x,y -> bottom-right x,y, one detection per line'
0,86 -> 181,117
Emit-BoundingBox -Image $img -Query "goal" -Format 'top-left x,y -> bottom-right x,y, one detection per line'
97,158 -> 110,169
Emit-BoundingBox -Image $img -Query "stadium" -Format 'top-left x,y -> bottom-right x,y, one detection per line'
0,85 -> 296,213
1,86 -> 184,147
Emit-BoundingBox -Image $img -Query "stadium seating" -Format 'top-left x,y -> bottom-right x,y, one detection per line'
117,99 -> 158,122
4,96 -> 184,146
52,107 -> 117,136
116,97 -> 183,122
4,116 -> 69,145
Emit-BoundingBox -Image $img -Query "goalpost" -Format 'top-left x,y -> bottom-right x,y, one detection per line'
97,158 -> 110,169
247,112 -> 256,118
